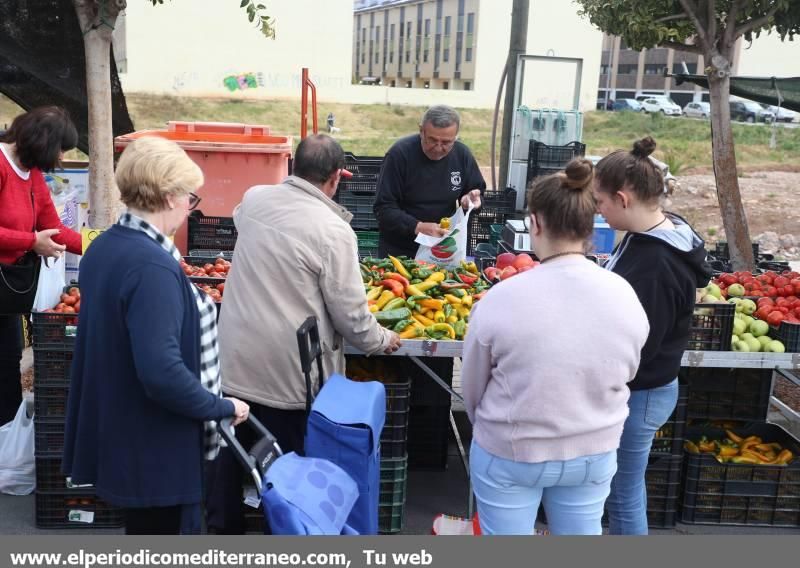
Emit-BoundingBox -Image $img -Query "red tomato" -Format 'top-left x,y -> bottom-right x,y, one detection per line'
767,311 -> 786,326
774,276 -> 790,288
757,297 -> 775,307
720,274 -> 738,286
755,306 -> 773,321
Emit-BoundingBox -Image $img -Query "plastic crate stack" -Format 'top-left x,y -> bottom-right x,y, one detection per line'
187,212 -> 237,255
526,140 -> 587,187
31,311 -> 124,529
336,152 -> 384,258
678,367 -> 800,527
467,189 -> 517,256
379,380 -> 411,534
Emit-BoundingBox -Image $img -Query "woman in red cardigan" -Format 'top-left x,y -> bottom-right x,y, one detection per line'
0,106 -> 82,425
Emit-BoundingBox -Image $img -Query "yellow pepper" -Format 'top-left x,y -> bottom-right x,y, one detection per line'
366,287 -> 383,301
461,295 -> 473,308
399,325 -> 422,339
419,299 -> 444,311
455,305 -> 470,319
369,304 -> 379,313
425,271 -> 445,283
388,255 -> 412,279
416,281 -> 440,292
405,284 -> 426,297
434,310 -> 446,323
375,290 -> 396,310
444,294 -> 462,305
412,313 -> 435,326
446,314 -> 459,324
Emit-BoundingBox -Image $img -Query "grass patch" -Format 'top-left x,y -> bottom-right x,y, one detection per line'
2,93 -> 799,171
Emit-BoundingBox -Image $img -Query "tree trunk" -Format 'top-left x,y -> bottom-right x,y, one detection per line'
706,58 -> 755,271
73,1 -> 123,229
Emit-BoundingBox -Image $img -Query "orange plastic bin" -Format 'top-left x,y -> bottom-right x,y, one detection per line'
114,121 -> 293,253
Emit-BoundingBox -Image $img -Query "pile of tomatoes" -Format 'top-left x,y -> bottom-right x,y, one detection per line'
196,282 -> 224,303
42,286 -> 81,314
180,257 -> 231,279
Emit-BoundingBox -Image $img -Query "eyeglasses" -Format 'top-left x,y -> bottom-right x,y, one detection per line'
421,131 -> 458,150
188,192 -> 202,211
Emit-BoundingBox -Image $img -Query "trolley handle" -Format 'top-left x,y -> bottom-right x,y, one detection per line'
217,414 -> 280,493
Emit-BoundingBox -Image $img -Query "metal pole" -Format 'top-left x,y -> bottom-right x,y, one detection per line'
498,0 -> 530,191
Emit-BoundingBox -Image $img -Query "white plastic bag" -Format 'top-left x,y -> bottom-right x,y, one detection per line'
0,401 -> 36,495
32,255 -> 66,312
415,202 -> 474,269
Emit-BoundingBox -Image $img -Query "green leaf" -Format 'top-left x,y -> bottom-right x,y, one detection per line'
240,0 -> 249,7
257,3 -> 266,9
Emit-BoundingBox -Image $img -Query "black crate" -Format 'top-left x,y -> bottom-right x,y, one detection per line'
681,422 -> 800,527
688,303 -> 735,351
36,458 -> 94,491
407,404 -> 450,471
339,194 -> 379,230
379,455 -> 407,534
651,385 -> 688,456
34,386 -> 69,421
680,368 -> 772,422
469,210 -> 512,256
774,321 -> 800,352
35,419 -> 66,458
35,491 -> 124,529
381,380 -> 411,458
33,348 -> 74,386
188,213 -> 238,252
478,189 -> 517,214
526,165 -> 567,185
32,312 -> 79,350
714,242 -> 759,261
336,178 -> 380,200
527,140 -> 586,182
344,152 -> 384,176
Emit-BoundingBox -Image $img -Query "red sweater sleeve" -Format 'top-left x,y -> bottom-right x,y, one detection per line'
33,172 -> 83,255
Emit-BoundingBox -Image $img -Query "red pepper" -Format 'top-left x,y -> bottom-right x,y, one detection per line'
457,273 -> 478,286
383,272 -> 410,289
440,280 -> 469,291
380,279 -> 406,298
473,291 -> 487,301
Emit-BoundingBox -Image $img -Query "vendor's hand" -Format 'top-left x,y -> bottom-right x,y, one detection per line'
416,222 -> 448,237
460,189 -> 482,210
226,397 -> 250,426
33,229 -> 67,259
383,331 -> 402,354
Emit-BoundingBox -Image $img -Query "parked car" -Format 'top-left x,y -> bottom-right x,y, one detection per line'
635,94 -> 663,103
730,100 -> 775,123
612,99 -> 642,112
762,104 -> 798,123
683,101 -> 711,119
640,96 -> 682,116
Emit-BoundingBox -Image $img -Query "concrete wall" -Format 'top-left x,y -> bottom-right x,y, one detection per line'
736,32 -> 800,77
119,0 -> 601,111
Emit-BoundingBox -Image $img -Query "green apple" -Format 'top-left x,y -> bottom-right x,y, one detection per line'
758,336 -> 773,347
743,336 -> 762,352
731,336 -> 741,350
733,339 -> 751,352
704,282 -> 722,300
732,318 -> 747,337
749,319 -> 770,338
764,340 -> 786,353
740,299 -> 757,315
743,315 -> 754,327
727,284 -> 746,297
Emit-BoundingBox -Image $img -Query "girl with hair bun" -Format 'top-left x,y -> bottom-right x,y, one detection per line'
461,158 -> 650,535
594,137 -> 712,535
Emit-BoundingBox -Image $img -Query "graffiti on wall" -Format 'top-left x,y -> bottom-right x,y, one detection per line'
223,72 -> 265,91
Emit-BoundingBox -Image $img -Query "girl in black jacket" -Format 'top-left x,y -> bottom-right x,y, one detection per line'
593,137 -> 712,535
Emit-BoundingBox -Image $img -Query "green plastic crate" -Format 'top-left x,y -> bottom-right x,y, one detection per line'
489,224 -> 504,246
356,230 -> 380,258
378,499 -> 405,534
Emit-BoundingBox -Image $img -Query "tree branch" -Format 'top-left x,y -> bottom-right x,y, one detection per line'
661,40 -> 704,55
734,3 -> 780,40
655,14 -> 690,23
723,0 -> 743,48
707,0 -> 717,47
678,0 -> 709,50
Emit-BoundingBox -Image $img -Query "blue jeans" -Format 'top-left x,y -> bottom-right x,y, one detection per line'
470,440 -> 617,535
606,379 -> 679,535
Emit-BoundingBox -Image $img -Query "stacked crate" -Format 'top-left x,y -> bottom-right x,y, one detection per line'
336,152 -> 384,258
187,212 -> 237,255
31,310 -> 124,529
467,189 -> 517,256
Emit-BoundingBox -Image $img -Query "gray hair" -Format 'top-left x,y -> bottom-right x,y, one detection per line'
420,105 -> 460,130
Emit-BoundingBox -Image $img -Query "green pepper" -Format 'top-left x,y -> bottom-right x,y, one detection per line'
381,297 -> 407,312
424,323 -> 456,340
410,278 -> 422,284
440,279 -> 469,291
406,295 -> 430,311
374,308 -> 413,326
450,288 -> 466,298
453,320 -> 467,340
393,319 -> 413,332
412,267 -> 433,279
444,304 -> 453,318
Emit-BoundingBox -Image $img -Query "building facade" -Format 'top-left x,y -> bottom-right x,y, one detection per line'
352,0 -> 480,91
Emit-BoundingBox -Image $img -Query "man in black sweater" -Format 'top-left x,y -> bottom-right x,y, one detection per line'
373,105 -> 486,258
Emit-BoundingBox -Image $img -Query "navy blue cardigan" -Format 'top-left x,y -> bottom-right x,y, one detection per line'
62,225 -> 234,508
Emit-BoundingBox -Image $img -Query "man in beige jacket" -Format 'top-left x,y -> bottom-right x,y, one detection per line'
206,134 -> 400,534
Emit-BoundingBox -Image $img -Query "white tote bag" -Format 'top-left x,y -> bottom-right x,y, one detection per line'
0,401 -> 36,495
415,202 -> 474,269
32,255 -> 66,313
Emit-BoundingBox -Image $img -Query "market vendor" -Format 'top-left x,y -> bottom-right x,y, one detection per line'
373,105 -> 486,258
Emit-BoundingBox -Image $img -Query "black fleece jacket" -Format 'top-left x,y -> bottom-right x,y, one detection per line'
607,215 -> 712,391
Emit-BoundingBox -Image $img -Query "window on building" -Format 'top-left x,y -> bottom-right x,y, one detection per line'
619,38 -> 628,50
407,21 -> 412,37
406,51 -> 410,63
390,23 -> 395,40
463,81 -> 471,91
672,62 -> 697,74
391,80 -> 396,87
443,48 -> 449,62
467,13 -> 474,33
407,81 -> 412,88
375,51 -> 380,64
423,50 -> 429,63
375,26 -> 380,41
465,47 -> 472,62
389,51 -> 394,63
425,18 -> 430,36
458,15 -> 463,32
443,81 -> 449,90
617,64 -> 638,74
445,16 -> 451,35
361,53 -> 365,64
644,64 -> 666,75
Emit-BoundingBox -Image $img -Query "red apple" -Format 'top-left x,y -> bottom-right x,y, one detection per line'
499,266 -> 518,280
496,253 -> 516,270
512,253 -> 535,271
